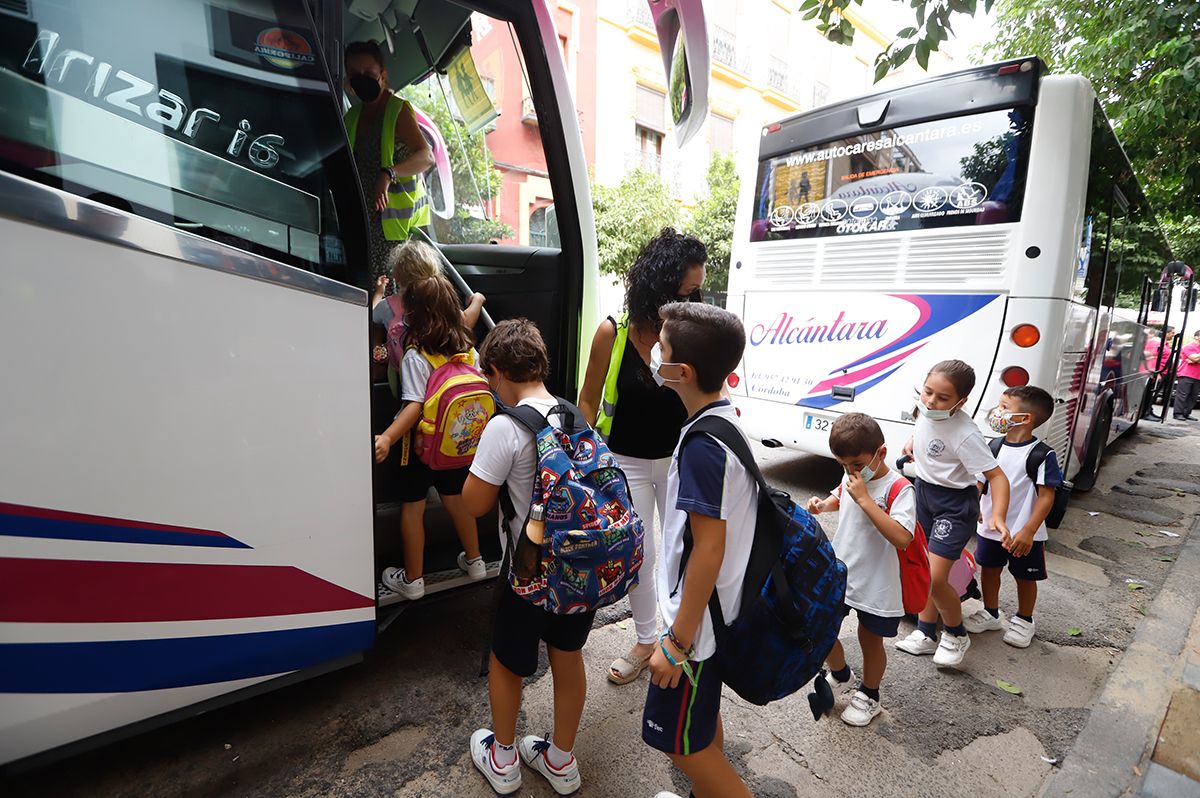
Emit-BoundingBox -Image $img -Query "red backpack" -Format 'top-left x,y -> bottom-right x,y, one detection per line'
885,477 -> 931,615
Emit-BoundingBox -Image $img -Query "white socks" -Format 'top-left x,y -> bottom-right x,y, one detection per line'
491,740 -> 517,769
546,741 -> 573,770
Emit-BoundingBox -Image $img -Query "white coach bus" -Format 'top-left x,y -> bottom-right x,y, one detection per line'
725,58 -> 1172,491
0,0 -> 707,769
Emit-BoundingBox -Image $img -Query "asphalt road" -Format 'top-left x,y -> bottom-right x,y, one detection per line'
6,421 -> 1199,798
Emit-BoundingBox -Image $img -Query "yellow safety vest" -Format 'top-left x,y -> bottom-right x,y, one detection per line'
595,314 -> 630,437
345,93 -> 430,239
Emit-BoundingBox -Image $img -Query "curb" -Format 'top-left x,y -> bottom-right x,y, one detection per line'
1040,511 -> 1200,798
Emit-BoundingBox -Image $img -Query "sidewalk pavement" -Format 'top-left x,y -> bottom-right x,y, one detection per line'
1041,509 -> 1200,798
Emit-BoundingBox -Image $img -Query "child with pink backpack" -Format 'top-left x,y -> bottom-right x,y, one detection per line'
371,241 -> 485,398
374,272 -> 494,600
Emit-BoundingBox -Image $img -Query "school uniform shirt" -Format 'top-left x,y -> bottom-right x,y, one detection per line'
832,471 -> 915,617
913,410 -> 999,489
977,438 -> 1063,543
657,400 -> 758,662
468,395 -> 566,547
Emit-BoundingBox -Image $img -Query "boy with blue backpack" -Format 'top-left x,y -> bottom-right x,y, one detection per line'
463,318 -> 643,796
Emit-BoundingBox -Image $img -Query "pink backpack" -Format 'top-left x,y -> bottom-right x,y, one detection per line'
414,351 -> 495,470
384,295 -> 408,370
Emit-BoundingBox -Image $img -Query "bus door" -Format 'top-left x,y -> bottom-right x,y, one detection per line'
0,0 -> 376,766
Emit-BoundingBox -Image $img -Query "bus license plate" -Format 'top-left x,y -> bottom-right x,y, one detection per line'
804,413 -> 833,434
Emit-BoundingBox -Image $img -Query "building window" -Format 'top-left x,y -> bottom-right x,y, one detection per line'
710,114 -> 734,155
635,85 -> 666,132
632,86 -> 666,173
634,126 -> 664,173
813,81 -> 829,109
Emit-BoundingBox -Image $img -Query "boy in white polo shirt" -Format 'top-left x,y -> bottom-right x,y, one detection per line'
807,413 -> 915,726
965,385 -> 1062,648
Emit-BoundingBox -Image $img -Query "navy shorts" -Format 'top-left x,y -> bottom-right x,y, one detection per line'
642,656 -> 722,756
395,452 -> 469,503
843,605 -> 902,638
491,585 -> 595,678
974,536 -> 1047,581
915,479 -> 980,560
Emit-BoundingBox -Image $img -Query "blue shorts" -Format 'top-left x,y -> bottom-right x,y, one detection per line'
915,479 -> 980,560
843,605 -> 902,638
975,537 -> 1047,581
642,656 -> 722,756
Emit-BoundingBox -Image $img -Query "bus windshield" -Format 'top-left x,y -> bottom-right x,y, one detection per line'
750,106 -> 1033,241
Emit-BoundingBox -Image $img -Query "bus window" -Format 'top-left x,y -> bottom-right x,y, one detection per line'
750,106 -> 1033,241
0,0 -> 367,285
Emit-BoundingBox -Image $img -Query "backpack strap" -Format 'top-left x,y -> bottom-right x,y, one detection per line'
981,437 -> 1005,495
885,475 -> 911,512
1025,441 -> 1052,485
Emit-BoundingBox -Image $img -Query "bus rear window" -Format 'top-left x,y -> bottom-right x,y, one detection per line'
750,107 -> 1032,241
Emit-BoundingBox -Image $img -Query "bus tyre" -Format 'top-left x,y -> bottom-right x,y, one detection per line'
1073,400 -> 1113,493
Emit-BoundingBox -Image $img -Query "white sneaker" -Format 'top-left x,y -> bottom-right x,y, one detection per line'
381,567 -> 425,600
470,729 -> 522,795
963,608 -> 1004,633
519,736 -> 581,795
654,793 -> 684,798
825,668 -> 856,695
1003,616 -> 1036,648
841,690 -> 882,727
932,631 -> 971,668
895,629 -> 939,655
458,552 -> 487,580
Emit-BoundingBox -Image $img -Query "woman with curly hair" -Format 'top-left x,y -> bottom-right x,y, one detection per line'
578,227 -> 707,685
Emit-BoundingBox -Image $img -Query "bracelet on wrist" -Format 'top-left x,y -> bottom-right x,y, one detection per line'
666,627 -> 693,658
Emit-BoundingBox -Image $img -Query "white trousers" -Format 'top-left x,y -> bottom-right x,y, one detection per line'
616,452 -> 672,644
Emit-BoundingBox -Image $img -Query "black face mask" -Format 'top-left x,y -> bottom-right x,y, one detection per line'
349,73 -> 382,103
677,289 -> 704,303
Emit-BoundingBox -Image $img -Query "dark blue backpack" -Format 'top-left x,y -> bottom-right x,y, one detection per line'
986,436 -> 1069,528
675,416 -> 846,706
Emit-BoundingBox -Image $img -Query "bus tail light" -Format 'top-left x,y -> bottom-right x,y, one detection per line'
1011,324 -> 1041,347
1001,367 -> 1030,387
727,372 -> 741,389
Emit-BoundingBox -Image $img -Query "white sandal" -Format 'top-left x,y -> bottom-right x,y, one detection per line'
608,648 -> 653,685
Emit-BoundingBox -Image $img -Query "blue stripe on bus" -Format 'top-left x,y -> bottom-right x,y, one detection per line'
841,294 -> 1001,372
797,365 -> 903,410
0,514 -> 251,548
0,621 -> 375,693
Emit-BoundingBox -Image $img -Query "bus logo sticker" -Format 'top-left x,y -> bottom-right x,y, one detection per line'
769,205 -> 795,227
880,191 -> 912,216
950,182 -> 988,209
254,28 -> 316,71
821,199 -> 848,222
914,187 -> 949,212
849,196 -> 878,219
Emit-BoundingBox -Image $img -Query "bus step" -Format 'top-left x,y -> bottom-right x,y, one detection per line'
376,560 -> 502,607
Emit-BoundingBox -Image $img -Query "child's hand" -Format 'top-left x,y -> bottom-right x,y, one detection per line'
1009,527 -> 1035,558
648,642 -> 683,690
989,513 -> 1009,540
806,496 -> 824,514
845,472 -> 869,504
374,434 -> 392,464
374,275 -> 390,297
902,437 -> 914,458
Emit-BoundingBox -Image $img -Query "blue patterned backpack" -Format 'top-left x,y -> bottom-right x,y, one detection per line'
497,400 -> 645,614
675,415 -> 846,706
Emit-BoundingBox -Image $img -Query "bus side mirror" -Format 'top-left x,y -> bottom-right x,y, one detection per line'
648,0 -> 710,147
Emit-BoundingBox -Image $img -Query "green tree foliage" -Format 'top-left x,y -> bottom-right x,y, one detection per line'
400,80 -> 512,243
592,169 -> 680,278
799,0 -> 995,80
686,153 -> 740,292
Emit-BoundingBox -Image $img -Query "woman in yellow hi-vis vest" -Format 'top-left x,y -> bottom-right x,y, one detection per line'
344,41 -> 434,279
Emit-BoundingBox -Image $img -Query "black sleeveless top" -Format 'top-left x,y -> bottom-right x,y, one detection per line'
605,317 -> 689,460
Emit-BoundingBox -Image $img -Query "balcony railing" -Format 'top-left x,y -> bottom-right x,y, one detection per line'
711,25 -> 749,74
767,56 -> 789,93
627,0 -> 653,29
625,148 -> 662,175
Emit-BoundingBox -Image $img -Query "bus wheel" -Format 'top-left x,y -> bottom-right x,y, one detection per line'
1073,400 -> 1113,493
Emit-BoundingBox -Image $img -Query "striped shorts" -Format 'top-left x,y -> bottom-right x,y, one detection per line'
641,656 -> 722,756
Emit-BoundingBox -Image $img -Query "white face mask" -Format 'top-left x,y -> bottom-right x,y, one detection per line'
846,449 -> 882,482
913,387 -> 962,421
649,342 -> 680,387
